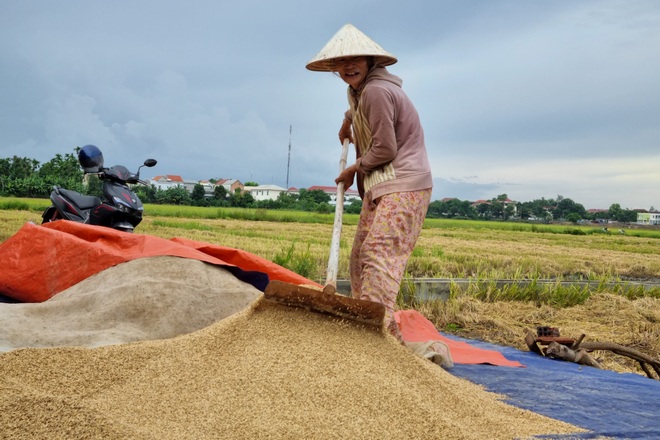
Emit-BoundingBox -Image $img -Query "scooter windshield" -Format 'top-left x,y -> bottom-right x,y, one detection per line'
105,165 -> 136,183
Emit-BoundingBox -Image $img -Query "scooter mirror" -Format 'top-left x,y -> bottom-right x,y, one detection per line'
144,159 -> 157,167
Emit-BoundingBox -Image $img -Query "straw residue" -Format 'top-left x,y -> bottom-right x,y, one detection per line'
1,297 -> 586,439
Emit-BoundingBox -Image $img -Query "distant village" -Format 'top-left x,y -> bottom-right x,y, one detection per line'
149,174 -> 660,226
149,174 -> 362,205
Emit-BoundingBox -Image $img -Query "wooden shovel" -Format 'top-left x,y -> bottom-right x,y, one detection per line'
263,138 -> 385,327
323,137 -> 350,293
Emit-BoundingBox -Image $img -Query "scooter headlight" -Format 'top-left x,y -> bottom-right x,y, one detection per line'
113,197 -> 132,213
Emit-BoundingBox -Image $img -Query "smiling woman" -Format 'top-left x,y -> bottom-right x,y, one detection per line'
306,23 -> 434,340
334,57 -> 371,89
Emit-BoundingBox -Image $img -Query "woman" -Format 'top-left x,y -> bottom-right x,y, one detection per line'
307,24 -> 433,339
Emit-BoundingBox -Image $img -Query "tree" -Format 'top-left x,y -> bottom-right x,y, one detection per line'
427,198 -> 477,219
553,197 -> 586,221
155,186 -> 191,205
490,200 -> 504,219
0,156 -> 41,195
228,188 -> 254,208
38,150 -> 83,184
426,200 -> 445,218
455,199 -> 478,219
316,202 -> 333,214
608,204 -> 637,223
608,203 -> 624,222
3,156 -> 40,179
84,174 -> 104,198
299,189 -> 331,205
345,198 -> 362,214
4,175 -> 51,198
517,202 -> 532,219
504,203 -> 515,221
296,188 -> 332,212
276,191 -> 298,209
133,182 -> 158,204
191,183 -> 206,202
254,198 -> 281,209
620,209 -> 638,223
475,202 -> 491,218
213,185 -> 227,201
566,213 -> 581,224
531,198 -> 553,219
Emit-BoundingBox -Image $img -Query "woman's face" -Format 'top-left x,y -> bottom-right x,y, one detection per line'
335,57 -> 370,89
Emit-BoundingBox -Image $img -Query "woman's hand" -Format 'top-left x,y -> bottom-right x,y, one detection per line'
335,163 -> 357,189
338,118 -> 353,144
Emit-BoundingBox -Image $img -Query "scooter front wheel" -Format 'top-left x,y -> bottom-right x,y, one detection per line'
112,220 -> 135,233
41,206 -> 60,224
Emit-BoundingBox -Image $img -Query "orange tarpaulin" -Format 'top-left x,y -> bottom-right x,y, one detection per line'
396,309 -> 524,367
0,221 -> 321,303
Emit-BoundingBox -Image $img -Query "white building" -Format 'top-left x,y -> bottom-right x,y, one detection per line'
637,212 -> 660,225
245,184 -> 288,201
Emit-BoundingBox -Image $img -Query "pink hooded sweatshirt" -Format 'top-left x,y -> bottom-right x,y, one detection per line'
346,66 -> 433,200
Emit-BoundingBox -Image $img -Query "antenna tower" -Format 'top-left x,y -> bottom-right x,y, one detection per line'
286,125 -> 292,189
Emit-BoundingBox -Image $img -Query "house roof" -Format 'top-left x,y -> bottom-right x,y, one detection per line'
214,178 -> 241,185
152,175 -> 184,182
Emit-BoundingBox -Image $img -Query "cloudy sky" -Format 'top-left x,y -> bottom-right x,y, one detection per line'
1,0 -> 658,210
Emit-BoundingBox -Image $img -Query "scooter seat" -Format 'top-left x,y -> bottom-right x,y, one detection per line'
56,188 -> 102,210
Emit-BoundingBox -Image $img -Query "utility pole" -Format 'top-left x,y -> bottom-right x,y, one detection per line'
286,125 -> 292,190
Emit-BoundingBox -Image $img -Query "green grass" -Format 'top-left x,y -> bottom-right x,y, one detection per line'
7,197 -> 659,239
145,204 -> 361,225
0,198 -> 50,211
273,242 -> 316,279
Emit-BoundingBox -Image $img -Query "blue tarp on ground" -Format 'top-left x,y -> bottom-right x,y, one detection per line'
444,334 -> 660,439
0,293 -> 18,303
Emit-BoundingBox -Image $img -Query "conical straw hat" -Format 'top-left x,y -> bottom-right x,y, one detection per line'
306,23 -> 397,72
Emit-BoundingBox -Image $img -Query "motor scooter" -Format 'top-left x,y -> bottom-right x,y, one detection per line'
42,145 -> 157,233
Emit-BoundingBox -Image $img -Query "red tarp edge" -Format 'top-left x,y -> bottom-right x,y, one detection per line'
0,221 -> 321,303
396,309 -> 524,367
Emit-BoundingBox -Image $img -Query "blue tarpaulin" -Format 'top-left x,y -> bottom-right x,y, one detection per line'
444,334 -> 660,439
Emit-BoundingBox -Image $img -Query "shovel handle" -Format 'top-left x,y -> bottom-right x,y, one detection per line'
325,138 -> 350,291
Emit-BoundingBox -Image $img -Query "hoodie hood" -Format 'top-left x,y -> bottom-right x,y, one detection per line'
352,66 -> 402,95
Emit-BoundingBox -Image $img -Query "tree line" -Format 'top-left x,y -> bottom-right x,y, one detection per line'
0,151 -> 641,223
427,194 -> 639,223
0,151 -> 360,214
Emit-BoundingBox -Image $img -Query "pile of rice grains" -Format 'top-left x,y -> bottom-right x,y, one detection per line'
1,299 -> 587,439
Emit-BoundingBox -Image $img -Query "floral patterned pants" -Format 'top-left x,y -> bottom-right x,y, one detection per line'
349,188 -> 432,339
